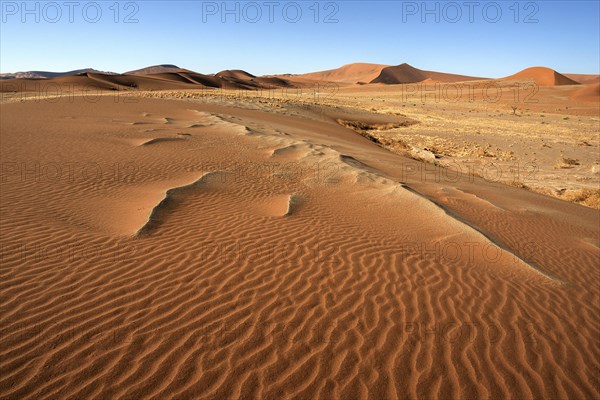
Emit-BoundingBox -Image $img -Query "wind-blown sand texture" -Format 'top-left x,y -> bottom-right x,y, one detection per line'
0,84 -> 599,399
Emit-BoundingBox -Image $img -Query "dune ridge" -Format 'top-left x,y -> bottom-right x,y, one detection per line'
125,64 -> 186,75
288,63 -> 391,84
136,172 -> 228,236
371,63 -> 484,84
565,73 -> 600,84
571,82 -> 600,102
0,70 -> 299,94
3,64 -> 597,96
503,67 -> 580,86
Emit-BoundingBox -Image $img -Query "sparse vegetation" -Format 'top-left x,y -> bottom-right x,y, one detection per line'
555,157 -> 580,169
560,189 -> 600,208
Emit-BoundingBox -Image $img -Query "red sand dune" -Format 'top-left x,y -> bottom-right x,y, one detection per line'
85,72 -> 204,91
288,63 -> 390,84
571,82 -> 600,102
565,74 -> 600,85
370,63 -> 483,84
371,63 -> 427,84
125,64 -> 186,75
217,70 -> 295,89
0,68 -> 116,80
0,75 -> 116,92
176,72 -> 227,88
142,73 -> 201,84
0,73 -> 203,93
503,67 -> 580,86
216,70 -> 257,80
0,69 -> 298,93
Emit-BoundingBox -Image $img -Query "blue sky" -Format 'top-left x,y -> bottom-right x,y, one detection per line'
1,1 -> 599,76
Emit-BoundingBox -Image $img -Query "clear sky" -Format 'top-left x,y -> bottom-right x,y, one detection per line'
1,1 -> 599,77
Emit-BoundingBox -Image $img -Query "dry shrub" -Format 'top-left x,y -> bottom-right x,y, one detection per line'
560,189 -> 600,209
555,157 -> 580,169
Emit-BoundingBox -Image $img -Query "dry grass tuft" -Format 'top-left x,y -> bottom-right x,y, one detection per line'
560,188 -> 600,209
555,157 -> 580,169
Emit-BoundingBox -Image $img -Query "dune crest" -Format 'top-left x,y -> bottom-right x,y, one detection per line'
503,66 -> 580,86
289,62 -> 390,83
136,172 -> 228,236
371,63 -> 484,84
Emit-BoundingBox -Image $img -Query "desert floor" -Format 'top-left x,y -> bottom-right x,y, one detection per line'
0,86 -> 599,399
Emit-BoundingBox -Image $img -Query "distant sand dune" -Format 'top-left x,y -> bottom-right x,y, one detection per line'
562,73 -> 599,85
289,63 -> 390,84
571,82 -> 600,102
503,67 -> 580,86
371,63 -> 484,84
0,69 -> 299,94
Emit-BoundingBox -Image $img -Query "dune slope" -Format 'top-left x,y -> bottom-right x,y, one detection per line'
371,63 -> 484,84
504,67 -> 580,86
288,63 -> 390,84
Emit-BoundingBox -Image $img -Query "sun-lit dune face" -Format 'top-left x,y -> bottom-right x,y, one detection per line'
215,70 -> 257,80
288,63 -> 390,84
571,82 -> 600,102
370,63 -> 485,85
125,64 -> 185,75
0,70 -> 303,96
565,73 -> 600,84
504,66 -> 581,86
371,63 -> 428,84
